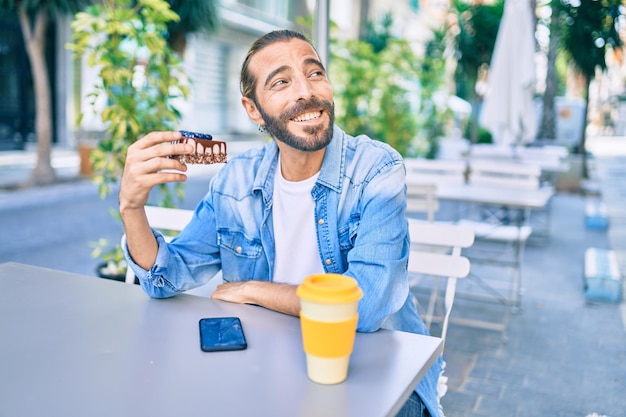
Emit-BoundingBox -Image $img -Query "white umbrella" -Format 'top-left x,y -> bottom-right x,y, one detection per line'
479,0 -> 537,146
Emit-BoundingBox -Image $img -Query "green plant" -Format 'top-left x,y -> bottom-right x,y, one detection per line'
330,16 -> 422,157
90,238 -> 127,277
415,27 -> 453,159
68,0 -> 189,201
67,0 -> 189,270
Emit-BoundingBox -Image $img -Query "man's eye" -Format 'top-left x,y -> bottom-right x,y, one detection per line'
272,79 -> 288,88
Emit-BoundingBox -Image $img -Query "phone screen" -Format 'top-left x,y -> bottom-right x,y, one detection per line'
199,317 -> 247,352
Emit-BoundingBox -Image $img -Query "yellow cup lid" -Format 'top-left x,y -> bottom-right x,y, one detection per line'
297,274 -> 363,304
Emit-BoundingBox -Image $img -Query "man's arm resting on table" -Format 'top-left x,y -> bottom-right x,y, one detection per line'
211,281 -> 301,317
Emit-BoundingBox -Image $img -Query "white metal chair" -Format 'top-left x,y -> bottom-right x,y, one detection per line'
406,183 -> 439,222
124,206 -> 194,284
407,219 -> 474,350
404,158 -> 467,222
456,159 -> 546,324
404,158 -> 467,186
468,159 -> 541,190
468,143 -> 515,160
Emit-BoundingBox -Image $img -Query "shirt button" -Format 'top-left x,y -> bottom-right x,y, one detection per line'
325,259 -> 332,266
318,219 -> 324,225
236,246 -> 242,253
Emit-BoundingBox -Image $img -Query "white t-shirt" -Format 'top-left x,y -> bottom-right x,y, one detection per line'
272,157 -> 324,285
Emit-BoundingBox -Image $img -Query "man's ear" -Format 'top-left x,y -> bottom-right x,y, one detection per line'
241,97 -> 264,125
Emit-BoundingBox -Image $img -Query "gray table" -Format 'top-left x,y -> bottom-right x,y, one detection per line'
0,262 -> 442,417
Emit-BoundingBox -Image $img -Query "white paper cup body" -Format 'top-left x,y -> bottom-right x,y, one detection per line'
300,298 -> 360,384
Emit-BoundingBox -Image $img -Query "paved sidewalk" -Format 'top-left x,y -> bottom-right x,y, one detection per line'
439,136 -> 626,417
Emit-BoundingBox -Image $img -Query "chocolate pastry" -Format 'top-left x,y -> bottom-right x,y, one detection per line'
170,130 -> 227,164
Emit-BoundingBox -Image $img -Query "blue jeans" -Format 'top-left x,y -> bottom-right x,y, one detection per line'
395,391 -> 431,417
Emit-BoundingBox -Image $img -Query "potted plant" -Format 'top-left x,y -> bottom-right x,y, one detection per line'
67,0 -> 189,278
90,238 -> 128,282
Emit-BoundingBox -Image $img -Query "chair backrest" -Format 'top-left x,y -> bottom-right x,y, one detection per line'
405,158 -> 467,186
468,159 -> 541,190
406,183 -> 439,221
144,206 -> 194,236
407,219 -> 474,350
515,145 -> 568,171
469,143 -> 515,159
124,206 -> 194,284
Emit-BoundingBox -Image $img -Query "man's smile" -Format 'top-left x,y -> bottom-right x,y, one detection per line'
292,111 -> 322,123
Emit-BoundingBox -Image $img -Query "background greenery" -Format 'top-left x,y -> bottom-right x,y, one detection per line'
67,0 -> 188,272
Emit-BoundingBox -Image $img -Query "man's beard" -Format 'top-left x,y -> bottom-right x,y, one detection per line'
257,97 -> 335,152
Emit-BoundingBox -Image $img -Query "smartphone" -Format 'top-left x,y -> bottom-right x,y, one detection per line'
199,317 -> 247,352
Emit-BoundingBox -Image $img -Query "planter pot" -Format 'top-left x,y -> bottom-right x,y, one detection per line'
78,143 -> 95,178
96,261 -> 127,282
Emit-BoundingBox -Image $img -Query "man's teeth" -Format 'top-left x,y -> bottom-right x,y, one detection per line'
293,112 -> 321,122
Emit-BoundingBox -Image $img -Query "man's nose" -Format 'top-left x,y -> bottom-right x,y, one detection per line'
293,75 -> 314,100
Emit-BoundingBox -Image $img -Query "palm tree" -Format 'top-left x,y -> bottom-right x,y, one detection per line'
536,0 -> 560,142
165,0 -> 220,57
0,0 -> 91,186
451,0 -> 504,143
558,0 -> 623,178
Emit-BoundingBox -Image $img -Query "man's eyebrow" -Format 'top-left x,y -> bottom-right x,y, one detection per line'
262,58 -> 325,88
264,65 -> 290,88
303,57 -> 325,70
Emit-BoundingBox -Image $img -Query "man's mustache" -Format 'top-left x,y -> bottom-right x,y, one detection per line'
282,98 -> 334,120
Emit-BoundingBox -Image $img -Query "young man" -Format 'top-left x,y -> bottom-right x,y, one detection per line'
119,29 -> 442,417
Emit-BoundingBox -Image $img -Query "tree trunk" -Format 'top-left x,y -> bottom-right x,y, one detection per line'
536,1 -> 559,141
358,0 -> 370,41
167,29 -> 187,58
579,75 -> 591,179
19,9 -> 56,186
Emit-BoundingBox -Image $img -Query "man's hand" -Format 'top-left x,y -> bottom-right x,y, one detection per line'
211,281 -> 301,317
118,131 -> 194,271
119,131 -> 194,212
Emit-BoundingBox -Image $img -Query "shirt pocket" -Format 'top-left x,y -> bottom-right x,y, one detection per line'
217,229 -> 264,281
338,217 -> 359,253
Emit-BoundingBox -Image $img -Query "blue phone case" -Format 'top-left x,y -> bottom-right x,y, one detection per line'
199,317 -> 247,352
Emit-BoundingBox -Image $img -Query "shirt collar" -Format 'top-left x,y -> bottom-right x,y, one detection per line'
254,124 -> 345,197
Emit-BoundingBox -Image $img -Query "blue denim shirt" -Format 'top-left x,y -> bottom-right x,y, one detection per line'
123,125 -> 442,416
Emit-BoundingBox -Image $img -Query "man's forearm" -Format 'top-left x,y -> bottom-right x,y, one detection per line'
121,206 -> 158,271
211,281 -> 301,316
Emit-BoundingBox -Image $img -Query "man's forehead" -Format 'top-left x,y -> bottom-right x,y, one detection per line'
250,38 -> 320,77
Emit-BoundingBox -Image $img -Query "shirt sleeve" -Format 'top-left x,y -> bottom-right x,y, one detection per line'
342,160 -> 411,332
121,199 -> 222,298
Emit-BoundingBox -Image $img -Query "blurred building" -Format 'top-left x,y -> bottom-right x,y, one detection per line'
0,0 -> 445,151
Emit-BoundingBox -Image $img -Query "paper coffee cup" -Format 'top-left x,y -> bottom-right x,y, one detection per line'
297,273 -> 363,384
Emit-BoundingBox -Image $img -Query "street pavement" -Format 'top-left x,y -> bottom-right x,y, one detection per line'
0,136 -> 625,417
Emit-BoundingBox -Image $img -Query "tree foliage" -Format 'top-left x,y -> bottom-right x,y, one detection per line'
449,0 -> 504,144
451,0 -> 504,101
0,0 -> 91,186
331,14 -> 423,157
558,0 -> 622,80
557,0 -> 623,176
165,0 -> 220,56
67,0 -> 189,203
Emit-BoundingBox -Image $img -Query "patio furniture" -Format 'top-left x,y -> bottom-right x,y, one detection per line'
466,158 -> 551,240
450,161 -> 548,339
0,261 -> 443,417
406,183 -> 439,221
124,206 -> 194,284
404,158 -> 467,186
404,158 -> 467,222
407,219 -> 474,349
